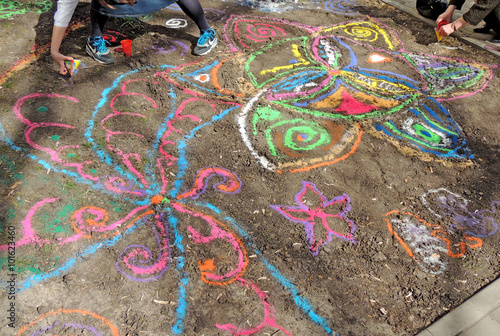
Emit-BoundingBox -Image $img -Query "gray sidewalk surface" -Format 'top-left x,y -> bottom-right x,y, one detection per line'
415,276 -> 500,335
381,0 -> 500,58
377,2 -> 500,336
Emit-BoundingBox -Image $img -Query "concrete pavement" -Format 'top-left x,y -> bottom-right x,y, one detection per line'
415,276 -> 500,335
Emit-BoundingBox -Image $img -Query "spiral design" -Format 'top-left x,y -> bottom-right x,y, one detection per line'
71,207 -> 109,237
325,0 -> 359,16
271,119 -> 345,158
344,26 -> 378,41
115,214 -> 171,281
165,18 -> 188,29
282,123 -> 330,151
102,30 -> 127,44
177,167 -> 241,200
173,202 -> 248,286
246,24 -> 286,42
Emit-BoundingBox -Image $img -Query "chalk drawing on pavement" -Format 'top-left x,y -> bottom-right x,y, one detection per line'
0,0 -> 52,19
271,181 -> 357,255
1,13 -> 498,336
160,16 -> 495,172
386,189 -> 498,274
17,308 -> 120,336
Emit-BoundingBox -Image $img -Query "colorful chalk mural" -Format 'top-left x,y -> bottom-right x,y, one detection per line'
0,72 -> 333,334
160,15 -> 494,172
0,0 -> 52,19
385,188 -> 499,274
0,10 -> 498,336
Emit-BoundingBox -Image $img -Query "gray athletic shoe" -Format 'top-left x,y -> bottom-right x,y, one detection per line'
193,29 -> 217,56
86,36 -> 115,64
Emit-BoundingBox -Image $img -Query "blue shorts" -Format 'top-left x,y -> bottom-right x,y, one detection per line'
91,0 -> 178,18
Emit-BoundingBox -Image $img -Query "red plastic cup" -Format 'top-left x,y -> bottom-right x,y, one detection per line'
435,20 -> 448,41
437,20 -> 448,30
121,39 -> 132,57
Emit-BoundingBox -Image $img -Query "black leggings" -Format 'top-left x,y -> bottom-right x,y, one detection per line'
91,0 -> 210,37
484,10 -> 500,35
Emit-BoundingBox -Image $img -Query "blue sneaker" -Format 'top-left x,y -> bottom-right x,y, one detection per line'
193,29 -> 217,56
86,36 -> 114,64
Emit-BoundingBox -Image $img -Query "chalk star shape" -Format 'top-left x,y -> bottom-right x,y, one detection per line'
271,181 -> 357,255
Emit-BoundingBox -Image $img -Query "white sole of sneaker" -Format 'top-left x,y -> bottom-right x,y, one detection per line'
195,39 -> 218,56
86,47 -> 114,65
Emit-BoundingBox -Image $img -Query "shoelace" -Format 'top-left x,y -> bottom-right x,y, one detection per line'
198,29 -> 215,45
92,36 -> 109,53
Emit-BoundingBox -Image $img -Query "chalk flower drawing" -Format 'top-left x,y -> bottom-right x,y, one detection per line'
0,14 -> 497,336
386,188 -> 499,275
164,15 -> 496,172
422,188 -> 499,238
271,181 -> 357,255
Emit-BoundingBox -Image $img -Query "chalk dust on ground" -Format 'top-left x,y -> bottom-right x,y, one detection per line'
1,0 -> 499,335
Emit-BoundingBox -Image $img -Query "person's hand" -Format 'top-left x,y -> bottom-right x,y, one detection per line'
438,22 -> 456,37
51,51 -> 73,76
436,13 -> 452,26
436,6 -> 455,26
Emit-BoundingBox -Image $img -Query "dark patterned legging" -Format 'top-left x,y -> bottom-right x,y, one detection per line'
90,0 -> 210,37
